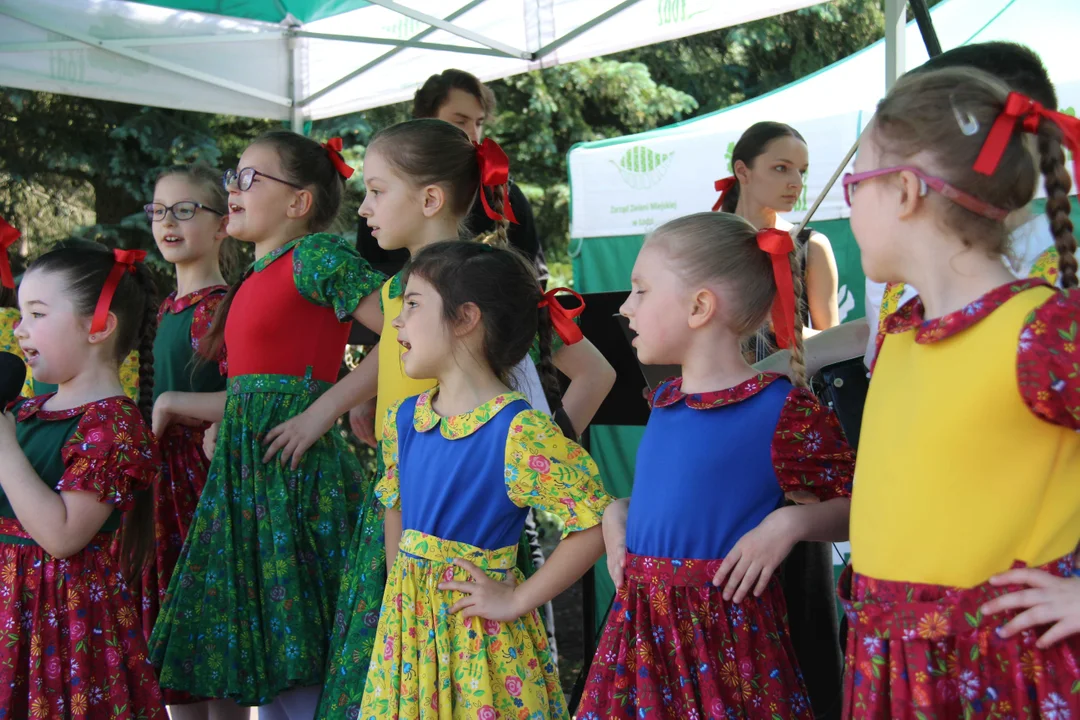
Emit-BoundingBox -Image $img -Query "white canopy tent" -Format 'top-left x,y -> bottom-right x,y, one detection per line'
0,0 -> 825,124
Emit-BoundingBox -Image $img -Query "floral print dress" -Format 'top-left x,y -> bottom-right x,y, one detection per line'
358,390 -> 611,720
149,234 -> 386,706
0,395 -> 164,720
578,374 -> 854,720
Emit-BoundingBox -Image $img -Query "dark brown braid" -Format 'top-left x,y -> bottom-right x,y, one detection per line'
536,305 -> 572,437
1035,121 -> 1078,289
486,184 -> 510,248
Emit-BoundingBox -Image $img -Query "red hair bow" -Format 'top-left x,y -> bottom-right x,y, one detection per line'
475,138 -> 519,225
974,91 -> 1080,184
322,137 -> 355,180
91,248 -> 146,335
538,287 -> 584,345
756,228 -> 797,350
0,216 -> 20,290
712,176 -> 737,212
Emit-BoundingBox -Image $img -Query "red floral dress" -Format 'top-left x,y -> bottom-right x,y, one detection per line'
124,287 -> 226,705
579,374 -> 854,720
846,280 -> 1080,720
0,395 -> 165,720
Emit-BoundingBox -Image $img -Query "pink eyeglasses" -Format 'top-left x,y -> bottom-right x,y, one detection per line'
841,165 -> 1008,222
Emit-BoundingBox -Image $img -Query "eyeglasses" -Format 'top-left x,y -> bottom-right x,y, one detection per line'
143,201 -> 225,223
842,165 -> 1007,221
222,167 -> 304,192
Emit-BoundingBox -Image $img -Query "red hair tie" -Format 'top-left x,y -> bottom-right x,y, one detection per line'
756,228 -> 797,350
322,137 -> 355,180
712,176 -> 737,212
538,287 -> 584,345
91,249 -> 146,335
974,91 -> 1080,183
0,216 -> 20,290
475,139 -> 519,225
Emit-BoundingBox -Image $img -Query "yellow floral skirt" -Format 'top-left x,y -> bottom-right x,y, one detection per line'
361,530 -> 566,720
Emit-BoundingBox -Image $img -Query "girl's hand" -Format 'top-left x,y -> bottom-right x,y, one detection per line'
712,506 -> 797,603
202,422 -> 219,459
151,392 -> 178,437
982,568 -> 1080,648
439,558 -> 523,622
602,498 -> 630,589
262,404 -> 336,470
349,398 -> 378,448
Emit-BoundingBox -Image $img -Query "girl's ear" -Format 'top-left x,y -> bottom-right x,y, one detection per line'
453,301 -> 482,337
687,287 -> 719,329
214,213 -> 230,242
286,188 -> 315,220
733,159 -> 750,186
421,184 -> 448,218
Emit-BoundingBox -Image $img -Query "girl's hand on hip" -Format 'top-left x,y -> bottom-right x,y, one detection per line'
439,558 -> 523,622
712,506 -> 798,603
983,568 -> 1080,648
262,405 -> 335,469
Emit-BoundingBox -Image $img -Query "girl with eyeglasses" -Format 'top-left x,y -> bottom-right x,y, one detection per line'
124,166 -> 233,720
148,132 -> 387,720
841,68 -> 1080,719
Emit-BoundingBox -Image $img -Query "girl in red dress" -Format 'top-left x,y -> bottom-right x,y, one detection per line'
131,165 -> 231,719
578,212 -> 854,720
0,243 -> 164,719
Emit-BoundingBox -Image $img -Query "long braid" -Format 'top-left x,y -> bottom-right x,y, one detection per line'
487,184 -> 510,248
1036,121 -> 1078,289
787,252 -> 808,387
119,264 -> 158,578
537,305 -> 575,438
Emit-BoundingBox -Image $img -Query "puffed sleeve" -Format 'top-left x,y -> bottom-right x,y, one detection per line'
374,400 -> 403,510
57,399 -> 159,510
771,388 -> 854,500
1018,289 -> 1080,429
191,289 -> 229,373
504,408 -> 612,536
292,233 -> 386,320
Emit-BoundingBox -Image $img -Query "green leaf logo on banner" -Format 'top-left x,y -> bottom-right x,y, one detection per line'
611,146 -> 675,190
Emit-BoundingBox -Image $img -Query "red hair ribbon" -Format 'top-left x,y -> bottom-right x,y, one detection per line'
756,228 -> 797,350
712,176 -> 737,212
0,216 -> 20,290
538,287 -> 584,345
974,91 -> 1080,183
322,137 -> 355,180
90,248 -> 146,336
475,138 -> 519,225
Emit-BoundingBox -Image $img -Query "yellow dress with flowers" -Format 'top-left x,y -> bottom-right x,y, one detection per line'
0,307 -> 32,397
361,389 -> 611,720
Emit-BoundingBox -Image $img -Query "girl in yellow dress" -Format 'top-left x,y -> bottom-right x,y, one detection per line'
361,241 -> 611,719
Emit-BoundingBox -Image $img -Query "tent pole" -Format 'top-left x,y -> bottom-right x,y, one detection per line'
292,30 -> 510,57
532,0 -> 644,60
298,0 -> 488,109
288,32 -> 305,134
883,0 -> 905,92
908,0 -> 942,57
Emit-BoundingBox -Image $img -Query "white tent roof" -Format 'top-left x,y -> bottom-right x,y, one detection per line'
567,0 -> 1080,239
0,0 -> 819,122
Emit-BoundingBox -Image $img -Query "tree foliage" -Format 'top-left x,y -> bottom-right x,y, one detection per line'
0,0 -> 890,290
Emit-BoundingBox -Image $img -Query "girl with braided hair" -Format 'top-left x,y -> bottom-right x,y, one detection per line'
580,211 -> 854,720
841,67 -> 1080,719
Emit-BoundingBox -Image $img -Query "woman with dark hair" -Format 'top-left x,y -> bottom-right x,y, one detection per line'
715,122 -> 841,360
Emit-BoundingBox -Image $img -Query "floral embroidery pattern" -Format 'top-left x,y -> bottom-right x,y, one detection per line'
579,553 -> 813,720
412,389 -> 529,438
1018,288 -> 1080,429
292,233 -> 385,321
651,373 -> 787,410
840,557 -> 1080,719
772,388 -> 855,498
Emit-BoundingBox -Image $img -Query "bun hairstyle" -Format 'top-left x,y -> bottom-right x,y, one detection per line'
872,67 -> 1076,288
26,241 -> 158,574
200,130 -> 350,362
401,241 -> 564,418
366,119 -> 510,248
648,212 -> 808,386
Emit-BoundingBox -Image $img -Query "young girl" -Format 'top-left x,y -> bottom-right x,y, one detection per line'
841,67 -> 1080,719
578,212 -> 854,720
132,165 -> 231,718
0,244 -> 164,719
360,240 -> 611,719
148,131 -> 387,718
314,119 -> 615,720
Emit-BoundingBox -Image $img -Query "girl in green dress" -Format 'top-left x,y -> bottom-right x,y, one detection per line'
149,132 -> 386,718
